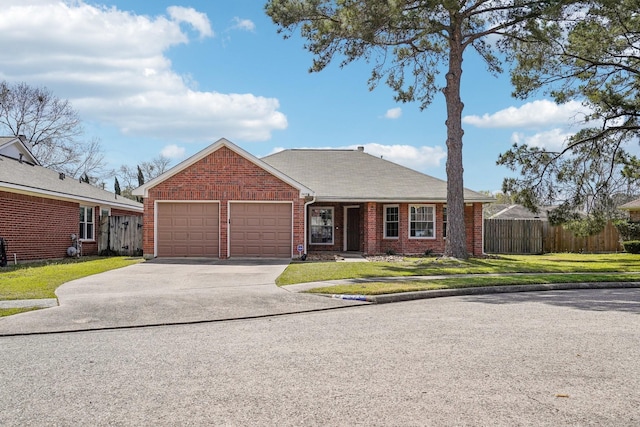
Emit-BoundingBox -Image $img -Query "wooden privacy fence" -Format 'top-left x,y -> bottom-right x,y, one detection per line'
484,219 -> 623,254
484,219 -> 543,254
98,215 -> 143,256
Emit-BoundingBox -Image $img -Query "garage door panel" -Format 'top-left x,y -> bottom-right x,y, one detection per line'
246,232 -> 261,240
157,203 -> 219,257
247,218 -> 261,226
230,203 -> 292,258
261,232 -> 276,240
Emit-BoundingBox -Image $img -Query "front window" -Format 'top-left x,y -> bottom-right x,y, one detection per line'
310,207 -> 334,244
409,205 -> 435,238
384,205 -> 399,238
79,206 -> 94,240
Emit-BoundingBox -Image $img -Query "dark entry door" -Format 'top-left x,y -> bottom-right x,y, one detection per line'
346,208 -> 360,251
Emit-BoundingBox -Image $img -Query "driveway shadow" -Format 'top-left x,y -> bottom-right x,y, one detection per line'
462,288 -> 640,314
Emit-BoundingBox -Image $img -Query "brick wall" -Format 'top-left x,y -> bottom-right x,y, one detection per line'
307,201 -> 486,257
0,191 -> 79,261
378,203 -> 447,255
144,146 -> 304,258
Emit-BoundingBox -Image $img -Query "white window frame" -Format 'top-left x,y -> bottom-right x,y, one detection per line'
79,206 -> 95,241
384,204 -> 399,239
409,204 -> 435,239
310,207 -> 334,245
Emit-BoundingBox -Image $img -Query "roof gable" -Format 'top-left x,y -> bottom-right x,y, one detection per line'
132,138 -> 313,197
0,136 -> 39,165
262,149 -> 494,202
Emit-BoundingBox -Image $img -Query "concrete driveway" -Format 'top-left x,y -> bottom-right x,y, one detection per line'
0,259 -> 365,335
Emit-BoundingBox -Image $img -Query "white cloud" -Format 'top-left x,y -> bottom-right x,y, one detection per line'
463,100 -> 590,129
355,143 -> 446,170
231,17 -> 256,32
0,1 -> 286,143
384,107 -> 402,119
511,128 -> 572,151
160,144 -> 186,159
167,6 -> 214,39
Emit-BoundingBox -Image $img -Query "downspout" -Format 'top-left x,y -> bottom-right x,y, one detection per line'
303,195 -> 316,257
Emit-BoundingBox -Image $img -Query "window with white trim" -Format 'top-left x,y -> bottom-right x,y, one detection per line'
310,207 -> 334,244
409,205 -> 435,238
79,206 -> 94,240
384,205 -> 399,238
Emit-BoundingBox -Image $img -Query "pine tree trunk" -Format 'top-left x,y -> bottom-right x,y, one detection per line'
443,18 -> 468,259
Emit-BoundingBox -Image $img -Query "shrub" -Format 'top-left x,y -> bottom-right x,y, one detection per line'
622,240 -> 640,254
385,249 -> 396,256
614,220 -> 640,241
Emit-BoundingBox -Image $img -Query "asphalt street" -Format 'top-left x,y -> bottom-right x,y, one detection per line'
1,288 -> 639,426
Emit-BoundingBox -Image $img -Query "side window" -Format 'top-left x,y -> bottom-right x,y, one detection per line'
384,205 -> 399,238
79,206 -> 94,240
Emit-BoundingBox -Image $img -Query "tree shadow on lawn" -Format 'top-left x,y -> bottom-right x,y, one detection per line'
461,288 -> 640,314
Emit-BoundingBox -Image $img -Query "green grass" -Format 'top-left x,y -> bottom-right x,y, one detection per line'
0,307 -> 40,318
306,272 -> 640,295
277,253 -> 640,286
0,256 -> 144,300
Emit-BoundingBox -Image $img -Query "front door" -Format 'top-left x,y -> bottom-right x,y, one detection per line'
346,207 -> 360,251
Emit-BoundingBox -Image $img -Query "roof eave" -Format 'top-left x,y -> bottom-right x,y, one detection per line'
313,197 -> 495,203
0,182 -> 143,212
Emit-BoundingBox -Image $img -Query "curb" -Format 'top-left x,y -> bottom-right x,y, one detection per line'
325,282 -> 640,304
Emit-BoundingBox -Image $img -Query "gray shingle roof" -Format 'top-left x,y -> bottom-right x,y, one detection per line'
262,149 -> 493,202
485,204 -> 550,220
0,155 -> 143,211
620,198 -> 640,210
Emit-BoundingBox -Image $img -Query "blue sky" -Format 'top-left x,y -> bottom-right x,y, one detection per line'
0,0 -> 591,193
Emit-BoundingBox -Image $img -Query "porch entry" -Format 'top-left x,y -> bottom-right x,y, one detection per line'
345,206 -> 360,251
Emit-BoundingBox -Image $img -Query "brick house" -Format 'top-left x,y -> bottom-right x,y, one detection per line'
133,138 -> 493,259
620,199 -> 640,221
0,136 -> 143,262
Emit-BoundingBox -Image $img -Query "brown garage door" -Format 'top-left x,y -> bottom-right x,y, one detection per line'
230,203 -> 292,258
157,203 -> 219,257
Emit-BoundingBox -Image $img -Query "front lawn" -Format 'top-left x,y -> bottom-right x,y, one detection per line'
306,272 -> 640,295
0,256 -> 144,301
276,253 -> 640,286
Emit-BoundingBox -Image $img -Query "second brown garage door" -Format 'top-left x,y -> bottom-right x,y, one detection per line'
156,202 -> 219,257
229,203 -> 292,258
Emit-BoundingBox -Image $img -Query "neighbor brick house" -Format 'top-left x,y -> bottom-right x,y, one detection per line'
133,138 -> 493,259
0,136 -> 143,262
620,199 -> 640,221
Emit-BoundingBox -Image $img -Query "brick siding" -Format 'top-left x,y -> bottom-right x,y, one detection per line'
0,190 -> 142,262
143,146 -> 304,258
